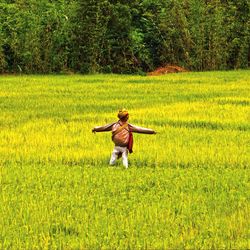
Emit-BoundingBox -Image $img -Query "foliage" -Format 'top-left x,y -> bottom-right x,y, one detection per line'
0,0 -> 249,73
0,0 -> 76,73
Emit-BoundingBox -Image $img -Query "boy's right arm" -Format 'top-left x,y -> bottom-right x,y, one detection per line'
129,124 -> 156,134
92,122 -> 115,133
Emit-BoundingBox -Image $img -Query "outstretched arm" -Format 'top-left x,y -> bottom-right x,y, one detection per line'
129,124 -> 156,134
92,122 -> 116,133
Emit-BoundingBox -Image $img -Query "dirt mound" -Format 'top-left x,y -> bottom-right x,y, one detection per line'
148,65 -> 189,76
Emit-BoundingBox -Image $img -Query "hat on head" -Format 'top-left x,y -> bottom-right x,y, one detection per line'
118,108 -> 129,119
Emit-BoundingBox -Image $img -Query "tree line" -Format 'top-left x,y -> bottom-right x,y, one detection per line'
0,0 -> 249,74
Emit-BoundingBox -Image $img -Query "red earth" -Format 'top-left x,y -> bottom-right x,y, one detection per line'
147,65 -> 189,76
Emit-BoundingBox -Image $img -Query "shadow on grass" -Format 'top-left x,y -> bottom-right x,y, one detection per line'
49,224 -> 79,237
150,119 -> 249,132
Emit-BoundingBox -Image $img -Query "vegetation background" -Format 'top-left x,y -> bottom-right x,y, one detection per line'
0,0 -> 249,74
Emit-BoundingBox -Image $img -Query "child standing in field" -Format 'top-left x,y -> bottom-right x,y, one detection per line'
92,109 -> 156,168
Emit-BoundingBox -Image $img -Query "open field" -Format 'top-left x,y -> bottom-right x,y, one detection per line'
0,71 -> 249,249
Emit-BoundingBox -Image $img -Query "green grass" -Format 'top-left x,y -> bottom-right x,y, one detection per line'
0,71 -> 249,249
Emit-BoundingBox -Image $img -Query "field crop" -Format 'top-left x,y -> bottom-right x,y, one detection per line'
0,71 -> 249,249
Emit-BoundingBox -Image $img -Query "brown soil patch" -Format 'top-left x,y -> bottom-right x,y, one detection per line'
148,65 -> 189,76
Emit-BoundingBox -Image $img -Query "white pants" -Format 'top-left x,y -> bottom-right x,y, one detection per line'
109,146 -> 128,168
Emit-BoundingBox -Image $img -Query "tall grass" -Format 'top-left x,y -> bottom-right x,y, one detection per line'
0,71 -> 249,249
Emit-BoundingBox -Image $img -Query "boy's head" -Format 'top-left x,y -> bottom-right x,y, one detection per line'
118,109 -> 129,122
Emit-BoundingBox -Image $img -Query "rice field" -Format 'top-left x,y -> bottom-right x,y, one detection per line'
0,71 -> 249,249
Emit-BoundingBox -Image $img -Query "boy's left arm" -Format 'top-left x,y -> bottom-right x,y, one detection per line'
92,122 -> 115,133
129,124 -> 156,134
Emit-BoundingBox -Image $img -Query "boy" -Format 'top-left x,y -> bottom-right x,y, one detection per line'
92,109 -> 156,168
